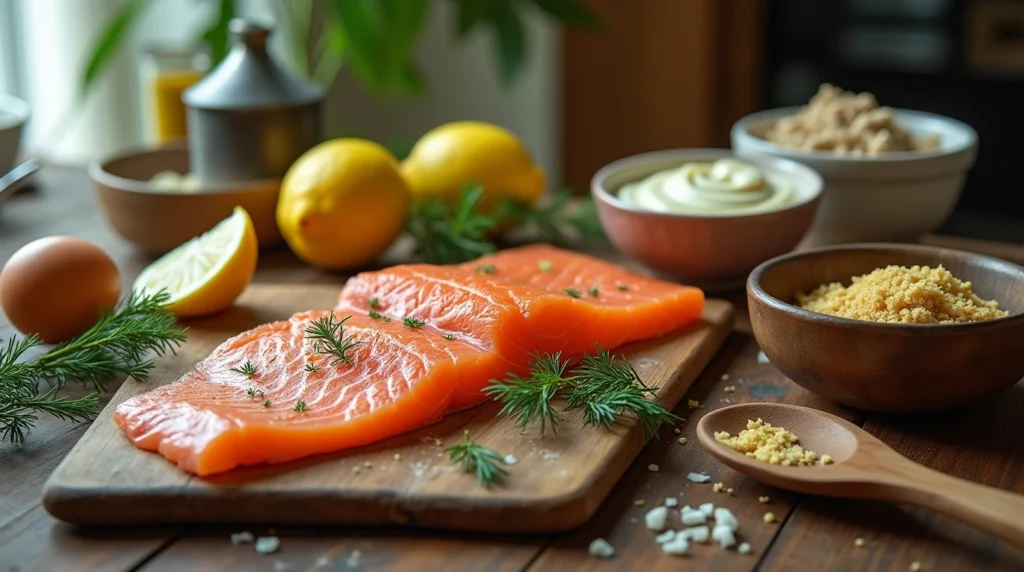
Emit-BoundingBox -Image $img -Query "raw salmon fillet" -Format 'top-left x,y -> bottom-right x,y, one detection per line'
116,245 -> 704,475
338,245 -> 705,408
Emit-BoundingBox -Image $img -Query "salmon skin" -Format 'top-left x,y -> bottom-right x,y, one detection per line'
115,245 -> 705,475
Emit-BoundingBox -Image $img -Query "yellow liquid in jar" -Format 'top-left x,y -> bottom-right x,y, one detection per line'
148,70 -> 203,143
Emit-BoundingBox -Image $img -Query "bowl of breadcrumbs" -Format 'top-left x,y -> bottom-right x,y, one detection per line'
747,243 -> 1024,413
731,84 -> 978,247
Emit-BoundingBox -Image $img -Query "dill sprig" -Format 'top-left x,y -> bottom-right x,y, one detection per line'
368,311 -> 391,323
475,264 -> 497,275
0,289 -> 187,444
367,297 -> 380,309
483,346 -> 679,440
588,286 -> 599,297
564,288 -> 582,298
245,387 -> 264,399
502,189 -> 607,247
231,361 -> 258,377
403,317 -> 426,328
483,353 -> 568,436
445,430 -> 508,487
294,400 -> 307,412
304,363 -> 321,373
442,334 -> 455,341
304,314 -> 361,366
405,184 -> 501,264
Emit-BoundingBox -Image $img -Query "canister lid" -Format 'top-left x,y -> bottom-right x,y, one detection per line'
183,19 -> 323,111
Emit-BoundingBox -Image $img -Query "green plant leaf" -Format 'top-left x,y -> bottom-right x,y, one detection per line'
196,0 -> 237,67
327,0 -> 384,90
326,0 -> 426,96
454,0 -> 491,37
312,17 -> 346,87
530,0 -> 600,26
79,0 -> 150,98
274,0 -> 313,76
492,0 -> 525,85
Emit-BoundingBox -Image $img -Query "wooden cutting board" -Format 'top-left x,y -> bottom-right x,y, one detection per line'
42,283 -> 734,533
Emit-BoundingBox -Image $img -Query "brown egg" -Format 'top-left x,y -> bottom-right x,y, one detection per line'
0,236 -> 121,343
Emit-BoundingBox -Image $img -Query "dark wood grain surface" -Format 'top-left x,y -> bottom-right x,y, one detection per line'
1,167 -> 1023,572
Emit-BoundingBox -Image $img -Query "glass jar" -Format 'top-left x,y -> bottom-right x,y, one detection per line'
139,46 -> 210,145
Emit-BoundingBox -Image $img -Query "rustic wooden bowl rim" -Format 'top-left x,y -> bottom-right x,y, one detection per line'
590,147 -> 824,221
747,242 -> 1024,332
88,143 -> 279,197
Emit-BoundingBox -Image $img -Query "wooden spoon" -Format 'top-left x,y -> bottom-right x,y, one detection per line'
696,402 -> 1024,547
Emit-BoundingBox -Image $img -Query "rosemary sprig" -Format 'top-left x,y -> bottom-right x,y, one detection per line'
231,361 -> 258,377
483,353 -> 568,436
403,317 -> 426,328
304,314 -> 361,366
484,347 -> 679,440
445,430 -> 508,487
0,289 -> 187,444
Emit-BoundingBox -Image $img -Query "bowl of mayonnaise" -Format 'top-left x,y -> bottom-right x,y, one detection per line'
592,148 -> 823,289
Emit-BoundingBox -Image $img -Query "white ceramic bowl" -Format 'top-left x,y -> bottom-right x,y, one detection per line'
0,94 -> 30,175
592,148 -> 823,290
731,107 -> 978,246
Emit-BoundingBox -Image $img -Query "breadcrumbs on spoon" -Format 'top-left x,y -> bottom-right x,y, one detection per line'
714,418 -> 827,466
796,264 -> 1008,324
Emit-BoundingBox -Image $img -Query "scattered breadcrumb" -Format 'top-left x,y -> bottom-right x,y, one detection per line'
797,264 -> 1008,324
688,399 -> 700,409
758,496 -> 770,504
724,385 -> 736,393
720,374 -> 730,381
634,499 -> 646,506
254,536 -> 280,555
363,461 -> 373,469
630,517 -> 639,524
352,466 -> 361,473
738,542 -> 752,554
726,487 -> 735,496
588,538 -> 615,558
854,537 -> 866,548
678,437 -> 688,445
648,464 -> 659,472
713,482 -> 725,493
393,453 -> 401,461
715,418 -> 824,466
231,531 -> 255,544
434,438 -> 443,447
910,562 -> 922,572
673,428 -> 682,435
763,512 -> 777,524
822,455 -> 833,464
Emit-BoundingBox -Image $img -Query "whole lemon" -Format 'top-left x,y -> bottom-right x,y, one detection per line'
401,121 -> 546,212
277,139 -> 410,270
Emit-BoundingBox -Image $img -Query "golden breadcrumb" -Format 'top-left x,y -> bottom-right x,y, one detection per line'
714,418 -> 823,466
796,264 -> 1008,324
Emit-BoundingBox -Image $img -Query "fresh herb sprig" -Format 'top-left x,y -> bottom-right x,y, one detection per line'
405,184 -> 501,264
484,347 -> 679,440
0,290 -> 187,444
503,189 -> 607,247
231,361 -> 258,377
305,314 -> 361,366
445,430 -> 508,487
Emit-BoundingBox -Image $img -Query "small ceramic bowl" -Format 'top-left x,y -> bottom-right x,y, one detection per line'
747,243 -> 1024,413
592,148 -> 823,289
732,107 -> 978,247
90,145 -> 282,254
0,94 -> 30,175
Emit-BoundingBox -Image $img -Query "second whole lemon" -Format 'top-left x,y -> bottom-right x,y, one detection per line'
277,139 -> 410,270
401,121 -> 546,213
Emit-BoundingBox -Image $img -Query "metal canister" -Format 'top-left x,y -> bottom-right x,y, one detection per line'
183,19 -> 323,184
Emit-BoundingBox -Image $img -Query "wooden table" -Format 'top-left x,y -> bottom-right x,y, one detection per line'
2,167 -> 1023,572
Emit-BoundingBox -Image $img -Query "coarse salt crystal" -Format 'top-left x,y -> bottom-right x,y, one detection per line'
655,530 -> 677,544
231,531 -> 255,544
738,542 -> 752,554
254,536 -> 280,555
714,507 -> 739,531
588,538 -> 615,559
504,454 -> 518,465
682,525 -> 710,543
686,473 -> 710,483
644,506 -> 668,531
712,524 -> 736,548
661,535 -> 691,556
648,464 -> 659,472
698,502 -> 715,517
681,506 -> 707,525
664,497 -> 679,508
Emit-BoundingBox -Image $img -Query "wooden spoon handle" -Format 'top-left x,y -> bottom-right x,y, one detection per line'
884,465 -> 1024,547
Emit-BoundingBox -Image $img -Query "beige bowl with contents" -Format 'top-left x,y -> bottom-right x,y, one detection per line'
592,148 -> 823,289
732,107 -> 977,247
90,145 -> 282,254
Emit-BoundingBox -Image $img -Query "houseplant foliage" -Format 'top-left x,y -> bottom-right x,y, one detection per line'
81,0 -> 598,98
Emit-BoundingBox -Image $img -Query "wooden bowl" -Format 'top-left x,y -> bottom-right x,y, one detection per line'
747,243 -> 1024,413
89,145 -> 282,254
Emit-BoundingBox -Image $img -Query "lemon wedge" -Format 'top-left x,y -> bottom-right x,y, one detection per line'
134,206 -> 258,317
